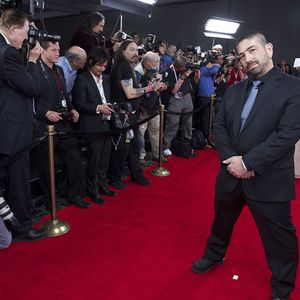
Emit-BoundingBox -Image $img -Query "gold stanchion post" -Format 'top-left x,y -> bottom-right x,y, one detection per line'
151,104 -> 170,177
208,94 -> 216,148
41,125 -> 70,237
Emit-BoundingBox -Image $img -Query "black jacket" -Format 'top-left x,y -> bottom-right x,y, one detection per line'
0,34 -> 41,155
34,59 -> 74,134
72,71 -> 111,133
215,67 -> 300,202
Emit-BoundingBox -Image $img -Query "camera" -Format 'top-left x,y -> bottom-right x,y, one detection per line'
110,102 -> 133,129
0,196 -> 21,230
145,34 -> 156,44
138,45 -> 146,56
0,0 -> 20,14
111,102 -> 133,114
116,31 -> 132,42
185,62 -> 200,71
27,24 -> 61,48
56,106 -> 71,120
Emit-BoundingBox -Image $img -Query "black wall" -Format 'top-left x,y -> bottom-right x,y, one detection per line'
44,0 -> 300,65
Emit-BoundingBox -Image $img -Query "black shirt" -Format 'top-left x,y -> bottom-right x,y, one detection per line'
110,61 -> 141,112
162,66 -> 192,96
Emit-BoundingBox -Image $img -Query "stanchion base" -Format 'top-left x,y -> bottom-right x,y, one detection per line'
41,219 -> 70,237
151,167 -> 170,177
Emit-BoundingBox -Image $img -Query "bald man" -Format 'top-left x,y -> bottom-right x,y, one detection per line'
57,46 -> 87,94
139,51 -> 167,161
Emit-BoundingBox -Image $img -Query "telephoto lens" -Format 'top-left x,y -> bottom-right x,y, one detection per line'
0,196 -> 21,230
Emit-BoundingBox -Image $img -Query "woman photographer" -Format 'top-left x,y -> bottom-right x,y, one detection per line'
72,47 -> 116,203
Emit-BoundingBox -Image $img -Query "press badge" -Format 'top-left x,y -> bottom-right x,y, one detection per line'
61,99 -> 67,108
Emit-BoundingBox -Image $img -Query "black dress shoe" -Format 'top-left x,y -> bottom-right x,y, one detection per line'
99,185 -> 117,196
69,197 -> 90,209
90,194 -> 106,205
271,293 -> 290,300
111,180 -> 126,190
192,257 -> 225,273
13,229 -> 46,242
132,176 -> 150,186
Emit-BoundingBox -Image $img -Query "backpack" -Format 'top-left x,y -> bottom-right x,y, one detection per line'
191,130 -> 207,150
171,137 -> 193,158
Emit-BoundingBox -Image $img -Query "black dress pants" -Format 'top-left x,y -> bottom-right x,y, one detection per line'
204,182 -> 298,297
109,127 -> 143,182
86,135 -> 111,196
0,153 -> 32,232
37,136 -> 86,201
194,96 -> 211,138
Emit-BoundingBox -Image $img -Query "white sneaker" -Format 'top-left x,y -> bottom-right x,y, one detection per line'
163,149 -> 172,156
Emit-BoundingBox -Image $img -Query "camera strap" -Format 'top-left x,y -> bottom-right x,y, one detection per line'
39,59 -> 67,107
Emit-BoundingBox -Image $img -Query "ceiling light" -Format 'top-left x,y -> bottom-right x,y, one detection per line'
205,18 -> 240,34
136,0 -> 157,5
203,32 -> 235,39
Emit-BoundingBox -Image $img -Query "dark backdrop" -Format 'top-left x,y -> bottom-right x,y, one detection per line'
44,0 -> 300,65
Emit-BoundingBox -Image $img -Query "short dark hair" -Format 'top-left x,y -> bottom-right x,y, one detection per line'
86,47 -> 110,68
154,40 -> 167,52
40,40 -> 58,50
236,31 -> 268,48
0,8 -> 28,29
81,12 -> 105,32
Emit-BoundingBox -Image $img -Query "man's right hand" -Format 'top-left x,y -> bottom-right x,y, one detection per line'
46,111 -> 63,122
97,103 -> 115,115
28,41 -> 43,63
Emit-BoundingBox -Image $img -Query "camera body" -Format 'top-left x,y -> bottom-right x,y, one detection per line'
56,106 -> 71,120
116,31 -> 132,42
185,62 -> 200,71
28,25 -> 61,48
111,102 -> 133,129
112,102 -> 133,114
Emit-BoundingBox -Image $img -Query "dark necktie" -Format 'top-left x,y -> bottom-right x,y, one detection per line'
240,80 -> 261,131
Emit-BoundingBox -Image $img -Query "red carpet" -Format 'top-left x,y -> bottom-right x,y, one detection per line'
1,149 -> 300,300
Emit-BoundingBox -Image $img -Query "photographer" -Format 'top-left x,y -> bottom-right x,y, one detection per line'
109,40 -> 155,189
72,47 -> 116,203
57,46 -> 87,94
154,40 -> 168,71
34,41 -> 88,209
195,58 -> 220,138
162,56 -> 194,156
69,12 -> 105,56
139,51 -> 167,162
69,12 -> 120,67
0,9 -> 46,241
227,57 -> 245,86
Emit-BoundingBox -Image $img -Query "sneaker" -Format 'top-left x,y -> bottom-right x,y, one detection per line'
163,149 -> 172,156
191,257 -> 225,273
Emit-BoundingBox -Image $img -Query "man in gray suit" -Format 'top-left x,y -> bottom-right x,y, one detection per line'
192,32 -> 300,300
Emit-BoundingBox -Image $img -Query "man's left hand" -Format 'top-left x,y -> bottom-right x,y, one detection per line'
223,156 -> 247,178
71,109 -> 79,123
